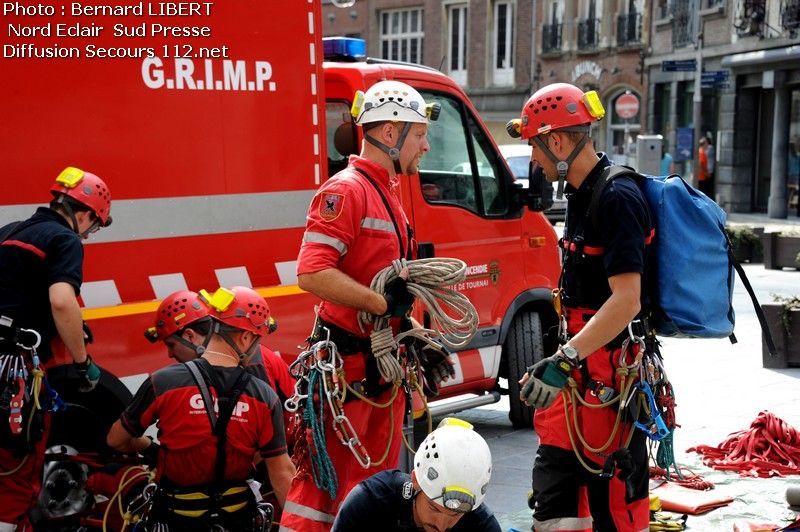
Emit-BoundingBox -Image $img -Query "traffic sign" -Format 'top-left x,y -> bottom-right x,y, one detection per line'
662,59 -> 697,72
676,127 -> 694,162
615,93 -> 640,119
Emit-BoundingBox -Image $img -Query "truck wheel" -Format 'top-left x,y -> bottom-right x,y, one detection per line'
45,365 -> 133,453
506,311 -> 544,428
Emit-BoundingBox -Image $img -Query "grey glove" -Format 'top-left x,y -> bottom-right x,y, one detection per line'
74,354 -> 101,393
519,355 -> 572,409
419,342 -> 455,386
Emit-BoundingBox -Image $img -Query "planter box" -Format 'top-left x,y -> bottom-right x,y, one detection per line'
761,304 -> 800,368
763,232 -> 800,270
728,226 -> 764,263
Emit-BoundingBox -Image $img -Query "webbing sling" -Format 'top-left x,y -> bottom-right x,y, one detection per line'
185,359 -> 251,490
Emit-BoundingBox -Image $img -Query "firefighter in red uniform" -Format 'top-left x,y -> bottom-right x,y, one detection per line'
0,167 -> 112,531
144,288 -> 295,406
108,286 -> 295,531
508,83 -> 653,531
279,80 -> 439,532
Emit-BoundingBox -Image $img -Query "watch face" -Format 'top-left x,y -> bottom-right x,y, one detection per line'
562,346 -> 578,361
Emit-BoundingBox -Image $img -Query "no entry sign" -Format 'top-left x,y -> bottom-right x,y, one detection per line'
615,93 -> 639,119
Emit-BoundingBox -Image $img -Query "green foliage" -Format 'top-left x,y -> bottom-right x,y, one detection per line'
725,225 -> 762,257
772,294 -> 800,336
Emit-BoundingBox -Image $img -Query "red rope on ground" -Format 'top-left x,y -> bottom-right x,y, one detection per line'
687,411 -> 800,478
650,465 -> 715,490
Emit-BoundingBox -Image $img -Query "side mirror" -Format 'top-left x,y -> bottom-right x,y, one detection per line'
526,162 -> 554,212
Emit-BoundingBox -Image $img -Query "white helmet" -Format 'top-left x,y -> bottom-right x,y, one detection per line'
413,418 -> 492,513
353,80 -> 430,125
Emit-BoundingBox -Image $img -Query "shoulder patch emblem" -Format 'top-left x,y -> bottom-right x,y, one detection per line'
319,192 -> 345,222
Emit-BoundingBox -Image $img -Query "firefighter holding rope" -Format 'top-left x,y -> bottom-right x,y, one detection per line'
279,80 -> 460,532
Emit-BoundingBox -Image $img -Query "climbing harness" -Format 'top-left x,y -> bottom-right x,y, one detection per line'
1,323 -> 63,476
285,333 -> 384,498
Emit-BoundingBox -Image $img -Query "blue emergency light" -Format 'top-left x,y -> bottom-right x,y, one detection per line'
323,37 -> 366,61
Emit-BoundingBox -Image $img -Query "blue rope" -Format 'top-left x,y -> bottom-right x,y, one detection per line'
303,369 -> 338,499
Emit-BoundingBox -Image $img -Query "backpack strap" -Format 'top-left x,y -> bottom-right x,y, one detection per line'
726,241 -> 779,357
587,165 -> 641,230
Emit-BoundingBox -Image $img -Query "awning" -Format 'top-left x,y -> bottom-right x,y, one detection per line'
721,45 -> 800,68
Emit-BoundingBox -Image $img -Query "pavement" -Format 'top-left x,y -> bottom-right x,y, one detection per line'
444,212 -> 800,531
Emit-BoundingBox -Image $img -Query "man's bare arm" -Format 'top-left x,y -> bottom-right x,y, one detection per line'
298,269 -> 387,316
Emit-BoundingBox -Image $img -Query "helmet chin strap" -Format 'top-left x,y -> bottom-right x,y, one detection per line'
365,121 -> 413,174
57,198 -> 81,235
211,322 -> 260,363
532,126 -> 591,199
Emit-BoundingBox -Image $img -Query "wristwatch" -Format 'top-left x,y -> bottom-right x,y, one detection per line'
558,345 -> 580,367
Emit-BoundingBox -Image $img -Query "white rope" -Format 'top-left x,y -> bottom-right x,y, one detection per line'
358,258 -> 479,382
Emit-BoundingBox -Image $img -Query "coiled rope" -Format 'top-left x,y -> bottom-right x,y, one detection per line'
688,411 -> 800,478
357,258 -> 479,382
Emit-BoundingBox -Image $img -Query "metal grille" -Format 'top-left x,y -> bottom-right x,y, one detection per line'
617,12 -> 643,46
672,0 -> 693,47
735,0 -> 766,36
577,18 -> 600,49
542,23 -> 563,53
782,0 -> 800,32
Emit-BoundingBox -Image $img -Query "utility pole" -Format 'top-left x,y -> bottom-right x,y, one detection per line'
692,1 -> 704,187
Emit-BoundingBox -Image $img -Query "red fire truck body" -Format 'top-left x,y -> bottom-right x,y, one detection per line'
1,0 -> 560,431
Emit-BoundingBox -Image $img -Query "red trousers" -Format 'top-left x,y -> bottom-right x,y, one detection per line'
278,354 -> 405,532
0,413 -> 51,527
531,307 -> 649,532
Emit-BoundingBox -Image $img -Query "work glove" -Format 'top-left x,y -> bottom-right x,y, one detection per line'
140,436 -> 160,468
382,276 -> 415,318
417,341 -> 455,398
74,354 -> 101,393
519,355 -> 573,409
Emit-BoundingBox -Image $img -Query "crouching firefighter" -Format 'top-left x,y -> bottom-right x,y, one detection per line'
508,83 -> 670,532
1,167 -> 112,531
107,286 -> 296,532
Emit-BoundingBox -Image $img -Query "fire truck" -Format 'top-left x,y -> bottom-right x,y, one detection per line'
1,0 -> 559,472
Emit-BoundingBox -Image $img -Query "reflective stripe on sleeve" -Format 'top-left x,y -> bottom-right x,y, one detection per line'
360,217 -> 395,233
282,501 -> 336,524
533,516 -> 594,531
303,231 -> 347,255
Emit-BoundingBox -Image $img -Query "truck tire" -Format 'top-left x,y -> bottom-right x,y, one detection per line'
506,311 -> 545,428
45,364 -> 133,453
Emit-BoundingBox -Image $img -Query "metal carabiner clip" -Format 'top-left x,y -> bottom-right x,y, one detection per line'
17,328 -> 41,351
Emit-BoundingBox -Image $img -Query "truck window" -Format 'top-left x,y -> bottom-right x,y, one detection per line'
417,91 -> 507,216
327,101 -> 358,177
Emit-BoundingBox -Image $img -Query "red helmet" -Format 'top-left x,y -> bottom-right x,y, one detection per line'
508,83 -> 605,140
200,286 -> 272,336
50,167 -> 112,226
144,290 -> 211,343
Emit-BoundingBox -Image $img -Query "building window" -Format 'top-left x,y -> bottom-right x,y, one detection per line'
447,4 -> 468,86
492,1 -> 514,86
617,0 -> 643,46
542,1 -> 564,53
380,8 -> 424,64
734,0 -> 766,36
577,0 -> 600,50
782,0 -> 800,35
672,0 -> 693,47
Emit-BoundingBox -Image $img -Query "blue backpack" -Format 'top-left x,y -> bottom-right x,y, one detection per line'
589,166 -> 777,355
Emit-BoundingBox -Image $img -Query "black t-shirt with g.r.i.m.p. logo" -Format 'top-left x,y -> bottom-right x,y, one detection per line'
121,361 -> 287,487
